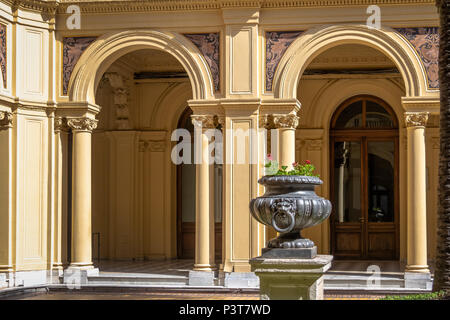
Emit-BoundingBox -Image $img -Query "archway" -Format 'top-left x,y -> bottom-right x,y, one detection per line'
90,47 -> 197,262
67,29 -> 215,104
273,24 -> 428,100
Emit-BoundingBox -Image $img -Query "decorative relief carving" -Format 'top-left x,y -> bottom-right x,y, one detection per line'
103,72 -> 132,130
405,112 -> 429,127
0,24 -> 6,89
54,117 -> 70,132
306,139 -> 322,151
138,140 -> 166,152
67,117 -> 98,132
0,111 -> 12,129
259,114 -> 275,129
63,36 -> 97,95
191,115 -> 220,129
395,27 -> 439,90
265,31 -> 303,91
273,112 -> 299,129
184,33 -> 220,92
149,141 -> 166,152
431,137 -> 440,149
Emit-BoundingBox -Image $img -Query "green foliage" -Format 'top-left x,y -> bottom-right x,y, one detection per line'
264,157 -> 319,177
380,291 -> 447,300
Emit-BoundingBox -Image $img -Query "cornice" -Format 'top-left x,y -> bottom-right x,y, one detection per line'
4,0 -> 60,14
33,0 -> 434,15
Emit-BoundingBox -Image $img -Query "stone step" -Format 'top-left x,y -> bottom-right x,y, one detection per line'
88,272 -> 189,286
324,274 -> 405,288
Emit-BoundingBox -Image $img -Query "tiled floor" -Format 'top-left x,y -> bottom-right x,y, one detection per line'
95,259 -> 420,276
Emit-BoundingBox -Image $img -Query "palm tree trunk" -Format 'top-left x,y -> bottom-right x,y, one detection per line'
434,0 -> 450,294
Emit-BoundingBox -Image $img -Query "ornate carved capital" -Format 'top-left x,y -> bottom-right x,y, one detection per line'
67,117 -> 98,132
191,115 -> 219,129
54,117 -> 70,133
273,112 -> 299,129
259,114 -> 276,129
404,112 -> 429,128
0,111 -> 13,129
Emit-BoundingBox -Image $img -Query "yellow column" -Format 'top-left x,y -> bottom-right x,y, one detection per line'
273,111 -> 299,169
0,111 -> 13,277
67,117 -> 98,269
53,118 -> 70,270
405,112 -> 430,273
192,115 -> 217,271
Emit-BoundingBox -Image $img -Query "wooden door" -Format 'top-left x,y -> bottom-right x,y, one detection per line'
330,96 -> 399,260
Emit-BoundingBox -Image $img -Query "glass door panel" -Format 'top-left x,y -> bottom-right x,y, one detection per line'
367,141 -> 395,223
333,141 -> 362,223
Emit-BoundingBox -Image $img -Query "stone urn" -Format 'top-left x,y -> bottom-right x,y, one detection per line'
250,175 -> 332,250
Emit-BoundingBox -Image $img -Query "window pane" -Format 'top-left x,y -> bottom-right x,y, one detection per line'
334,101 -> 363,128
368,141 -> 395,222
334,141 -> 362,223
366,100 -> 394,128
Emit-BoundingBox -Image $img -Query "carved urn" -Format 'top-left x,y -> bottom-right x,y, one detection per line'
250,175 -> 332,249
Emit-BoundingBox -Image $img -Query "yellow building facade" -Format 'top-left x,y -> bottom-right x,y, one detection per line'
0,0 -> 441,287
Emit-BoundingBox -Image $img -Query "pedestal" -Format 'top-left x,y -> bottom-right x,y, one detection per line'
250,252 -> 332,300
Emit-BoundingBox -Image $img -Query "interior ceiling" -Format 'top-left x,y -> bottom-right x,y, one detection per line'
306,44 -> 397,71
115,49 -> 185,73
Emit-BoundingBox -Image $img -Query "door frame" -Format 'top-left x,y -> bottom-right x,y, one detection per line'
329,95 -> 400,260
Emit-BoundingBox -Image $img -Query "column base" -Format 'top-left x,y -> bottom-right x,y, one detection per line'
193,263 -> 217,272
250,253 -> 332,300
404,271 -> 432,290
188,270 -> 215,286
63,265 -> 99,288
405,264 -> 430,273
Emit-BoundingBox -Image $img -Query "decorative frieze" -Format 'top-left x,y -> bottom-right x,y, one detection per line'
0,23 -> 6,89
67,117 -> 98,132
272,112 -> 299,129
395,27 -> 439,90
404,112 -> 429,128
54,1 -> 433,14
265,31 -> 303,91
184,33 -> 220,92
0,111 -> 12,129
63,37 -> 97,95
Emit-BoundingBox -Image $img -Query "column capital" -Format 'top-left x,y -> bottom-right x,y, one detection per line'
191,114 -> 220,129
67,117 -> 98,132
273,112 -> 299,129
404,112 -> 429,128
259,114 -> 274,129
0,111 -> 13,129
54,117 -> 70,133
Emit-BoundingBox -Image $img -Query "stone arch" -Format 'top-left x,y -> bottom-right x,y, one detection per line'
68,29 -> 215,104
273,24 -> 428,99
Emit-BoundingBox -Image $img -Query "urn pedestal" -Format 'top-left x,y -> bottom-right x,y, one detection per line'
250,255 -> 333,300
249,175 -> 333,300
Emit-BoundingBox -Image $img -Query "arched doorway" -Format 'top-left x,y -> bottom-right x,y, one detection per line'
176,107 -> 223,260
330,95 -> 399,260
